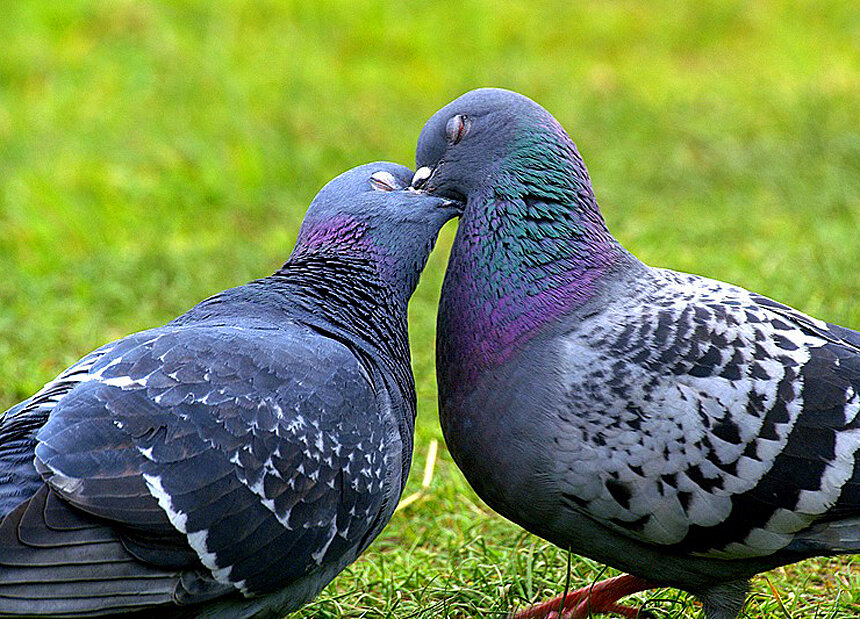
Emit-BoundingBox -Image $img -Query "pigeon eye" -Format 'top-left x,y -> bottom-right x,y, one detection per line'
445,114 -> 470,145
369,171 -> 399,192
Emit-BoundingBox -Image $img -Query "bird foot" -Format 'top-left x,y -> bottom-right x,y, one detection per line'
510,574 -> 656,619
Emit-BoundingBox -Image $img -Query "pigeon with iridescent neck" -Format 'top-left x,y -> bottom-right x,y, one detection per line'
414,88 -> 860,619
0,163 -> 461,617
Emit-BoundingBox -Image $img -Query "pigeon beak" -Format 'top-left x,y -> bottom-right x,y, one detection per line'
410,166 -> 432,191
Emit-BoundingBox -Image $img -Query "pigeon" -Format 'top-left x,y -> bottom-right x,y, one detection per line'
0,162 -> 461,618
412,88 -> 860,619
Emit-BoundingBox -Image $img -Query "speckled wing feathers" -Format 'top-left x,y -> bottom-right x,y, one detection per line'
554,269 -> 860,560
0,322 -> 393,613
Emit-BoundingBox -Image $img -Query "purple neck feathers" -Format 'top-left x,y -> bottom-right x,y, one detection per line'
438,136 -> 630,388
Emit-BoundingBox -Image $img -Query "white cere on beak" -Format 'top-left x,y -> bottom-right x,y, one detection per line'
410,166 -> 432,191
369,170 -> 400,192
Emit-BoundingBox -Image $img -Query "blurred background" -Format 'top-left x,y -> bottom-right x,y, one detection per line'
0,1 -> 858,616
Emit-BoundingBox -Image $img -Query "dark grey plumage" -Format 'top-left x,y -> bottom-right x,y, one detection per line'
414,88 -> 860,618
0,162 -> 460,617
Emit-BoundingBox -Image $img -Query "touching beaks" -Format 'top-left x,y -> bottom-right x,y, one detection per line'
410,166 -> 432,191
369,170 -> 400,192
411,165 -> 466,205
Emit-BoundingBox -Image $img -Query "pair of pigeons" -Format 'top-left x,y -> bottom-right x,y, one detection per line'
0,88 -> 857,619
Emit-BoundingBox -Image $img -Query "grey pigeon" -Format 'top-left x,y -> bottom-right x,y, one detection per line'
0,162 -> 460,618
413,88 -> 860,619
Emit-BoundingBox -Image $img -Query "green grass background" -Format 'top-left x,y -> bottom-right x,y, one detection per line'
1,1 -> 858,617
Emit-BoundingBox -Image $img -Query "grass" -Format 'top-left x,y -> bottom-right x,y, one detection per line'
0,1 -> 858,617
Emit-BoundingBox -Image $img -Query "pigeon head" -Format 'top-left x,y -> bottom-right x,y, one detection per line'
413,88 -> 597,210
291,162 -> 461,296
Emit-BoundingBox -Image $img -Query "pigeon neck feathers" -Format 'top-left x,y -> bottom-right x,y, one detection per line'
439,113 -> 635,385
293,214 -> 430,294
278,221 -> 416,393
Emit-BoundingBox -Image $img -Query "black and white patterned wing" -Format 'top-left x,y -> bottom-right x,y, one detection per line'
1,322 -> 393,613
555,269 -> 860,559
